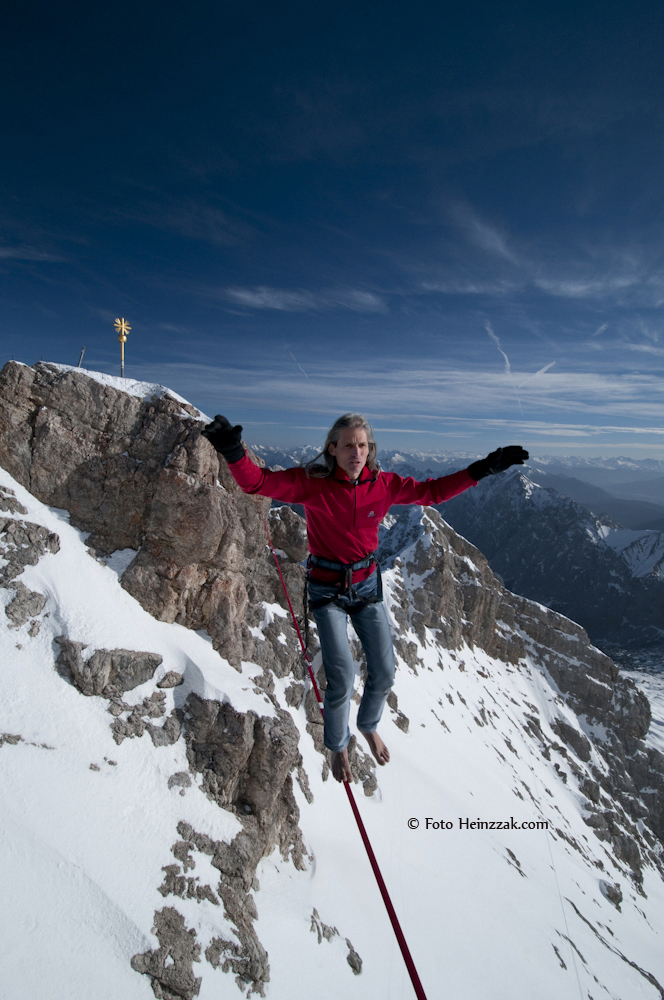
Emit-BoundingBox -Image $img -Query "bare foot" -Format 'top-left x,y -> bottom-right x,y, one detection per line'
331,748 -> 353,783
360,730 -> 390,766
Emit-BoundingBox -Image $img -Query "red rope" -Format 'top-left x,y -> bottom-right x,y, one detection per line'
258,505 -> 428,1000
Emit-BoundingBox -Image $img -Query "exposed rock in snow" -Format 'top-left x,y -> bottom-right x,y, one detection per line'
55,635 -> 163,697
131,906 -> 203,1000
4,580 -> 47,627
0,513 -> 60,584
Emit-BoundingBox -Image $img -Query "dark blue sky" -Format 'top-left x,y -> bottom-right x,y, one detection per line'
2,0 -> 664,455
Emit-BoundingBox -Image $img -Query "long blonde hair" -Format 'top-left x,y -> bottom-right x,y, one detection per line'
304,413 -> 379,478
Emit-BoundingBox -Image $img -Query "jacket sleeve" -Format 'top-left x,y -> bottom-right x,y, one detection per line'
225,452 -> 313,503
388,468 -> 477,505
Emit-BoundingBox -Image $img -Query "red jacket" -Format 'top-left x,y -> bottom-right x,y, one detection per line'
228,452 -> 478,582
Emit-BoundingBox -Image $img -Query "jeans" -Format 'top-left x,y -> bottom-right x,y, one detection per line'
309,571 -> 395,753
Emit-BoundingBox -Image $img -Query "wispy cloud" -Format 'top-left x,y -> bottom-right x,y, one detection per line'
516,361 -> 556,388
120,195 -> 256,247
485,321 -> 525,416
409,201 -> 664,311
222,286 -> 387,313
134,359 -> 664,441
450,203 -> 520,265
532,275 -> 639,299
0,245 -> 67,262
485,321 -> 511,375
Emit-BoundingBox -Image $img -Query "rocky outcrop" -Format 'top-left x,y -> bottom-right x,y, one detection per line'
131,907 -> 203,1000
4,581 -> 47,627
55,636 -> 163,697
0,483 -> 27,516
0,494 -> 58,636
0,361 -> 303,669
0,363 -> 313,997
0,514 -> 60,585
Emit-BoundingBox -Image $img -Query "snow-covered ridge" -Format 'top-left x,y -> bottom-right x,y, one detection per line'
44,362 -> 212,421
599,525 -> 664,580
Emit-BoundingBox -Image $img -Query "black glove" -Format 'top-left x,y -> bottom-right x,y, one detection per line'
201,415 -> 245,463
467,446 -> 529,481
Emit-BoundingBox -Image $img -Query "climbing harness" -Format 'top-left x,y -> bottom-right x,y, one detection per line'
257,505 -> 428,1000
302,553 -> 383,657
307,551 -> 381,604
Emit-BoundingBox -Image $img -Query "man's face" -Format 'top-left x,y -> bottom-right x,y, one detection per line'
328,426 -> 370,481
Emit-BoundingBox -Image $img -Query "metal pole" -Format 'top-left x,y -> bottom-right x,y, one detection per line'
78,347 -> 86,368
114,318 -> 131,379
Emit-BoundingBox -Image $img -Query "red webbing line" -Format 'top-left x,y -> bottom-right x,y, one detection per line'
257,506 -> 428,1000
343,783 -> 427,1000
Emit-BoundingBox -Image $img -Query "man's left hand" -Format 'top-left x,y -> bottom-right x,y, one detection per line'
467,446 -> 529,481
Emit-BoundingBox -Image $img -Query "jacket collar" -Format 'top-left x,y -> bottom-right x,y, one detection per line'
332,465 -> 376,485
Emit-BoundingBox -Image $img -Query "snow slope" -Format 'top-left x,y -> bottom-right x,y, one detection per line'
599,525 -> 664,581
2,468 -> 664,1000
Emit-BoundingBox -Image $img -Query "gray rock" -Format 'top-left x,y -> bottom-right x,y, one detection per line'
0,362 -> 311,675
179,694 -> 306,996
157,671 -> 184,689
148,711 -> 182,747
0,733 -> 23,747
0,485 -> 27,515
267,504 -> 308,563
0,517 -> 60,585
310,908 -> 338,943
4,582 -> 47,627
345,938 -> 363,976
599,879 -> 623,909
107,693 -> 181,747
551,718 -> 592,762
131,907 -> 202,1000
55,636 -> 162,697
167,772 -> 192,790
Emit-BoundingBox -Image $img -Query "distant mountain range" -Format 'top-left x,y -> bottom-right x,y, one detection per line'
435,470 -> 664,656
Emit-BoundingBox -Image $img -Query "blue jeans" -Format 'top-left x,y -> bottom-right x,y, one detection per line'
309,572 -> 395,753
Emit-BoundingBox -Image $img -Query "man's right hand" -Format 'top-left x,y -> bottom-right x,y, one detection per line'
201,415 -> 245,463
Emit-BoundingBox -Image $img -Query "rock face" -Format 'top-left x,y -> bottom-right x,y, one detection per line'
0,362 -> 311,998
4,581 -> 47,627
0,361 -> 302,669
0,514 -> 60,585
